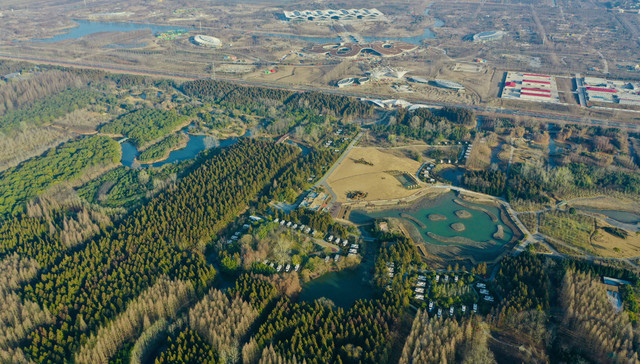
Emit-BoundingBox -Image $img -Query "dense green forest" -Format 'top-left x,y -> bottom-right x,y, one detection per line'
137,133 -> 186,163
463,161 -> 640,202
101,108 -> 192,147
0,88 -> 110,132
371,107 -> 475,143
0,136 -> 120,218
181,79 -> 374,122
7,140 -> 298,362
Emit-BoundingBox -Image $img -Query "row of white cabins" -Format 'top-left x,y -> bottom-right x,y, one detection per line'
414,276 -> 493,317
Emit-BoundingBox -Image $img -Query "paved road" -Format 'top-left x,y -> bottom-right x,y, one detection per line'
314,132 -> 363,204
1,53 -> 639,132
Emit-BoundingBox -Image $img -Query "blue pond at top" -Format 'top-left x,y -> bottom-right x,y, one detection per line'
30,19 -> 192,42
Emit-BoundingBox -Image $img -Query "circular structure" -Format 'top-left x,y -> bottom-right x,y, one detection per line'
193,34 -> 222,48
473,30 -> 505,42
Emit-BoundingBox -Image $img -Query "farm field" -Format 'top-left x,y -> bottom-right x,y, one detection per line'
591,220 -> 640,258
326,147 -> 423,203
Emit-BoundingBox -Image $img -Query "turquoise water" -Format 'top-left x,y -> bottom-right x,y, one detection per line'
350,192 -> 513,247
30,19 -> 191,42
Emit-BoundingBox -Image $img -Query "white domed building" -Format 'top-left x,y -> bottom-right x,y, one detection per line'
193,35 -> 222,48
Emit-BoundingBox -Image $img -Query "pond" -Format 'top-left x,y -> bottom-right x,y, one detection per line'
438,167 -> 465,186
297,265 -> 375,308
120,133 -> 239,168
285,140 -> 312,156
298,242 -> 377,308
350,191 -> 514,260
29,19 -> 192,42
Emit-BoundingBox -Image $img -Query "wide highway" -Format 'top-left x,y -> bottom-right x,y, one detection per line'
1,53 -> 639,131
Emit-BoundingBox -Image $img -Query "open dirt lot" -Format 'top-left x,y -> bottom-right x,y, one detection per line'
591,221 -> 640,258
326,147 -> 423,203
569,196 -> 640,212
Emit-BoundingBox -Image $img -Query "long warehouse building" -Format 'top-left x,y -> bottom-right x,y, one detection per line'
501,72 -> 560,103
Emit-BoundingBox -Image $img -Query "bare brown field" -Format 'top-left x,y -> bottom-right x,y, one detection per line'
591,220 -> 640,258
570,196 -> 640,212
326,147 -> 423,203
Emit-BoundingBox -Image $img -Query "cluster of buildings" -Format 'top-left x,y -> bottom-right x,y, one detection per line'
307,41 -> 417,59
417,163 -> 436,183
324,234 -> 354,253
477,282 -> 494,302
225,215 -> 264,244
461,142 -> 473,162
298,191 -> 331,211
274,217 -> 316,236
501,72 -> 560,104
262,259 -> 300,273
580,76 -> 640,106
602,276 -> 631,312
283,8 -> 385,22
416,273 -> 484,317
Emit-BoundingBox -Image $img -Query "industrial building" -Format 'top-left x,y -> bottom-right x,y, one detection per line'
283,8 -> 385,22
501,72 -> 560,104
433,79 -> 465,90
306,41 -> 417,58
472,30 -> 505,42
408,76 -> 428,84
192,35 -> 222,48
580,76 -> 640,107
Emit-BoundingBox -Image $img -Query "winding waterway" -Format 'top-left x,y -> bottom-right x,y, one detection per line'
120,133 -> 239,168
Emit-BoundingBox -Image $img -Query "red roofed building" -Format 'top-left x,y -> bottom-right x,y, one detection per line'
505,81 -> 516,87
523,79 -> 551,85
521,92 -> 551,98
586,87 -> 616,93
522,87 -> 551,93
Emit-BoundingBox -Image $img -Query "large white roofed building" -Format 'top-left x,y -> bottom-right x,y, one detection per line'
283,9 -> 385,22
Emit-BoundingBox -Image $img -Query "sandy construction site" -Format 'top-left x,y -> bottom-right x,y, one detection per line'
326,147 -> 423,203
